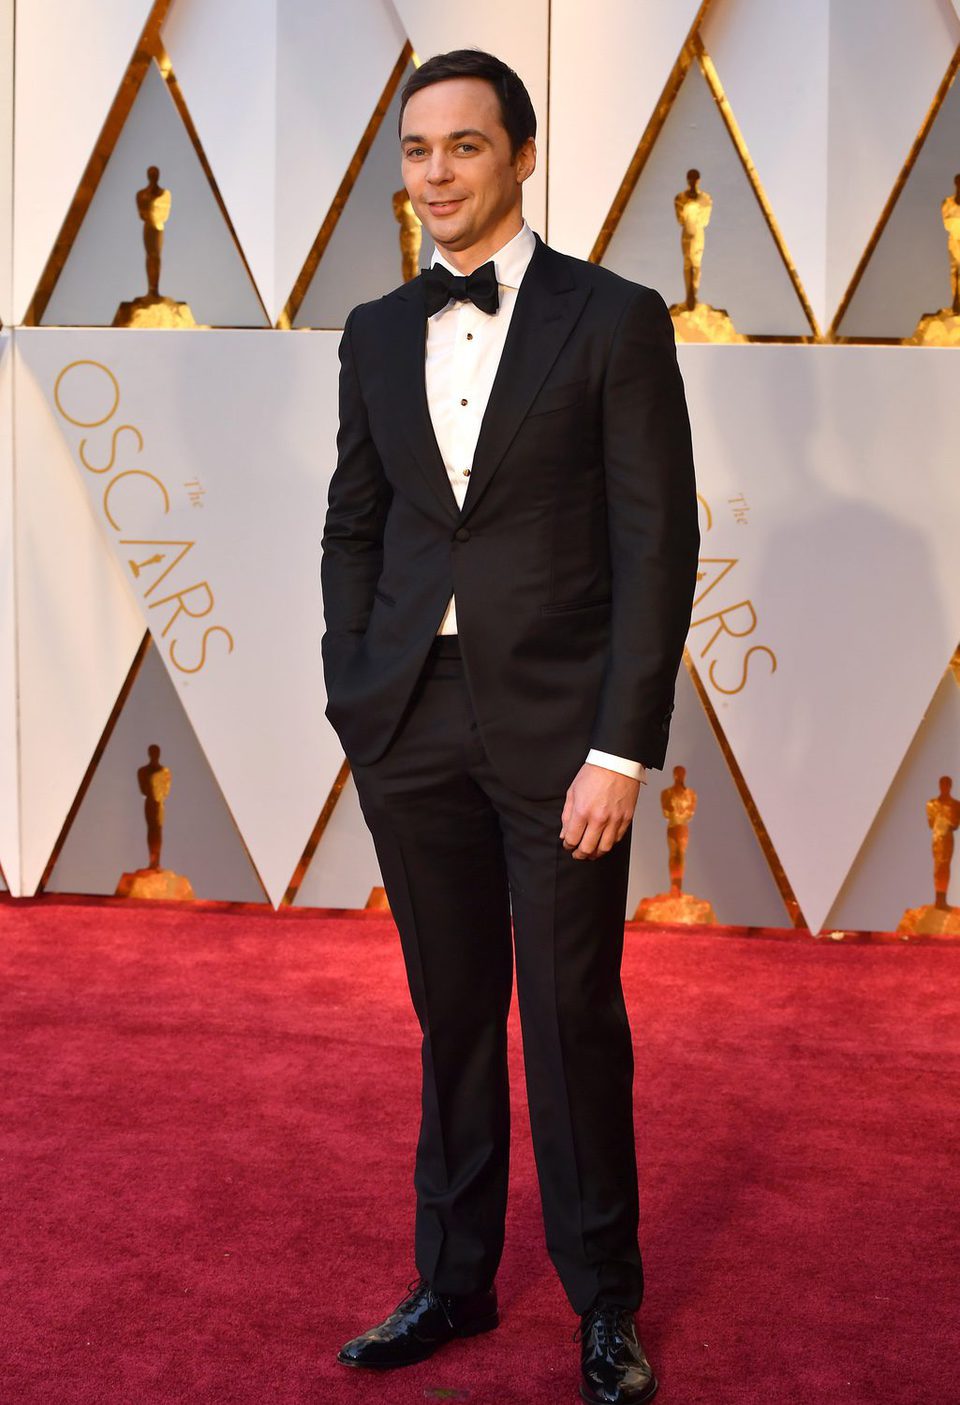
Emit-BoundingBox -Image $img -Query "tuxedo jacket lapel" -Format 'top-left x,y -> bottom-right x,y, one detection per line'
388,278 -> 460,520
460,236 -> 591,522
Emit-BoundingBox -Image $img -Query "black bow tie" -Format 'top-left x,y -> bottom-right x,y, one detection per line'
421,260 -> 500,318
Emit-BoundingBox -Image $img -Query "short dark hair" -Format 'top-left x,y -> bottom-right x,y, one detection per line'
398,49 -> 537,159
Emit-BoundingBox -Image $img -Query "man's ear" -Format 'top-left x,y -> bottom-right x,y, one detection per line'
515,138 -> 537,185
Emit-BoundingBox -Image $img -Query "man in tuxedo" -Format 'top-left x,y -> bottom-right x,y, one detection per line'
321,48 -> 699,1405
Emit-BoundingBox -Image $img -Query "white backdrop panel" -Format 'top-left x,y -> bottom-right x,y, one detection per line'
13,332 -> 145,895
680,343 -> 960,933
12,0 -> 157,324
548,0 -> 703,257
825,670 -> 960,933
41,62 -> 267,329
825,0 -> 959,325
702,0 -> 830,332
389,0 -> 548,237
17,327 -> 346,907
0,0 -> 12,326
0,331 -> 17,891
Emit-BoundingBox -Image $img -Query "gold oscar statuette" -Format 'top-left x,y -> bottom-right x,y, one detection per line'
633,765 -> 717,926
392,189 -> 423,284
668,169 -> 745,344
115,744 -> 195,900
907,174 -> 960,345
897,775 -> 960,936
113,166 -> 200,328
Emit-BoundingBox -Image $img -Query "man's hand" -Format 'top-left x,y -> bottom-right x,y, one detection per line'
560,762 -> 644,860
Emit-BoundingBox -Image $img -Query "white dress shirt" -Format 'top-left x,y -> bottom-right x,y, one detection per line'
423,221 -> 643,783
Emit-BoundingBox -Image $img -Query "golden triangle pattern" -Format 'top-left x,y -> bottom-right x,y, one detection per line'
39,632 -> 270,902
831,43 -> 960,340
21,3 -> 418,330
24,1 -> 268,328
823,662 -> 960,932
279,42 -> 414,329
591,20 -> 820,341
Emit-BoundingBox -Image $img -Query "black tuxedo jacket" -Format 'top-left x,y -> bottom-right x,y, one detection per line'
321,234 -> 700,799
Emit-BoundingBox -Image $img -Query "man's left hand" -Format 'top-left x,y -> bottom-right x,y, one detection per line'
560,763 -> 644,860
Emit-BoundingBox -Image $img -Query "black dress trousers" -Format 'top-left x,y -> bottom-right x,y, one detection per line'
350,637 -> 645,1315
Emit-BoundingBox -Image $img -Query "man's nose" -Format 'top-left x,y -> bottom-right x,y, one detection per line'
426,152 -> 453,183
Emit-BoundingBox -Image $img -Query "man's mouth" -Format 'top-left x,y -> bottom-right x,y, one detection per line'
427,198 -> 465,215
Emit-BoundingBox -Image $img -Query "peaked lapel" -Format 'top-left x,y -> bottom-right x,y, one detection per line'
460,236 -> 591,521
387,277 -> 460,520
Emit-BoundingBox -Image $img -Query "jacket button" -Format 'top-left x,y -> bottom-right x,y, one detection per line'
454,527 -> 471,542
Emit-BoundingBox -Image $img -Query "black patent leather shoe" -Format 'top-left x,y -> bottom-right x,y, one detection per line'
337,1277 -> 499,1369
578,1305 -> 658,1404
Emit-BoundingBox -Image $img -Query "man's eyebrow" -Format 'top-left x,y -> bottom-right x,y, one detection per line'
400,128 -> 491,145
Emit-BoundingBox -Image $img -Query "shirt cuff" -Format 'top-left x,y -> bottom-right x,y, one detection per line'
585,749 -> 646,781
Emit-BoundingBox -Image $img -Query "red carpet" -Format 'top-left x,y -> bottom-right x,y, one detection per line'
1,900 -> 958,1405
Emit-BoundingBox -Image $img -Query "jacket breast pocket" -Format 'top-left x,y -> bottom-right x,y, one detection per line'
526,377 -> 588,419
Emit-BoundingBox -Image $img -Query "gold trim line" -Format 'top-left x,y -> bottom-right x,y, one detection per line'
684,650 -> 807,929
280,758 -> 352,906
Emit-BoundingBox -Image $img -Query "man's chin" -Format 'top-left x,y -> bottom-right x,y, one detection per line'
425,221 -> 471,250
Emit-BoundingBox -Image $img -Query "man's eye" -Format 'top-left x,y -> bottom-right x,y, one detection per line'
456,144 -> 477,153
404,147 -> 426,159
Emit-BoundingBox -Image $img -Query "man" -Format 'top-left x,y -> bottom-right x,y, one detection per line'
321,49 -> 699,1405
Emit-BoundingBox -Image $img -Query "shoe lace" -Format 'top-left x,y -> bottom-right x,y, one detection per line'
573,1304 -> 631,1347
398,1275 -> 455,1331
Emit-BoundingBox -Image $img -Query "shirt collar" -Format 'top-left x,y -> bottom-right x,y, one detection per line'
429,219 -> 536,294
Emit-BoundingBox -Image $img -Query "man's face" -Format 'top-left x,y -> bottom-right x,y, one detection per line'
400,76 -> 534,258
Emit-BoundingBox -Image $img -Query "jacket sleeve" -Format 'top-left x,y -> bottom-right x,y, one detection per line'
589,285 -> 700,770
320,309 -> 392,687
